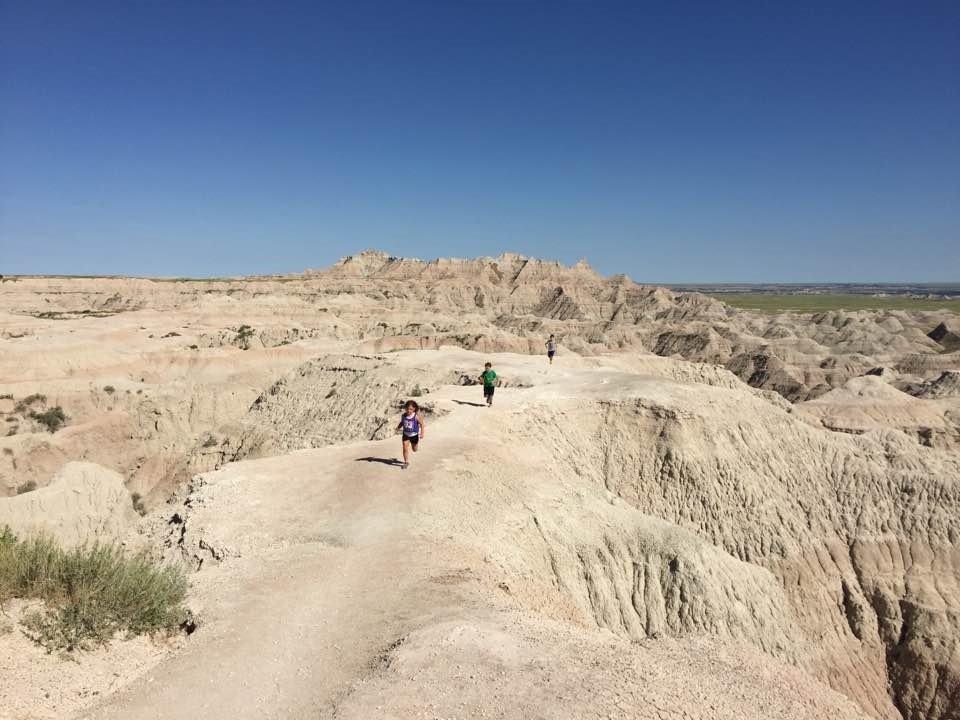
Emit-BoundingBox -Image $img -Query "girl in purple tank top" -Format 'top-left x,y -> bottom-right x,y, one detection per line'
395,400 -> 426,470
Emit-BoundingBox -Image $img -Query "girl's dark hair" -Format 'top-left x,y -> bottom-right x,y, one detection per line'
404,400 -> 419,411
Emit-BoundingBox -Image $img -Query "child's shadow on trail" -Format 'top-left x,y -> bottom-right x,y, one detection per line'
356,456 -> 405,467
452,400 -> 486,407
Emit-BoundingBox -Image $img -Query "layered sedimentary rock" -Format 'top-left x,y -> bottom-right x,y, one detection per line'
1,255 -> 959,720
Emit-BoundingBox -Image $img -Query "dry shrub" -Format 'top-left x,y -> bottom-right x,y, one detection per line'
0,526 -> 188,651
30,407 -> 66,433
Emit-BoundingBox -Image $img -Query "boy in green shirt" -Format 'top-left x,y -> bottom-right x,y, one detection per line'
479,362 -> 498,407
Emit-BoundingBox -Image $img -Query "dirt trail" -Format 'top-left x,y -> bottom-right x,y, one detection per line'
78,366 -> 873,720
81,435 -> 474,719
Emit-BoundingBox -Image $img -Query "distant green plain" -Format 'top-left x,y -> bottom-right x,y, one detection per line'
712,293 -> 960,314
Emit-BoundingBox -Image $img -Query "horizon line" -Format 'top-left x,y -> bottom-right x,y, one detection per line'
2,273 -> 958,287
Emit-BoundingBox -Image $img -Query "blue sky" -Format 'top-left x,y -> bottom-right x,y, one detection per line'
1,1 -> 957,281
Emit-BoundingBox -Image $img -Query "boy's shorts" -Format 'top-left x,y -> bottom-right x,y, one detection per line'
483,385 -> 495,398
547,350 -> 556,358
403,434 -> 420,447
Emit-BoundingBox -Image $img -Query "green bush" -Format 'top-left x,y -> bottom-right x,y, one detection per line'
0,528 -> 187,651
30,407 -> 66,433
0,393 -> 13,401
103,385 -> 115,394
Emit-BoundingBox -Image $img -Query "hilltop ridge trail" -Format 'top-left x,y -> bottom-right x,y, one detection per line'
80,386 -> 503,720
77,356 -> 888,720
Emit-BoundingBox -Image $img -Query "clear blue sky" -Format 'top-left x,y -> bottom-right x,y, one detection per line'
1,1 -> 957,282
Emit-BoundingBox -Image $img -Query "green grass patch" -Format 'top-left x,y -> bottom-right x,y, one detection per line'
0,527 -> 187,651
713,293 -> 960,314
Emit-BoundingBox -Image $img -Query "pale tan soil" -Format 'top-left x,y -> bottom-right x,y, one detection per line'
0,254 -> 958,720
0,306 -> 336,501
795,375 -> 960,449
0,462 -> 138,545
0,601 -> 180,720
334,624 -> 870,720
8,350 -> 934,720
71,358 -> 873,720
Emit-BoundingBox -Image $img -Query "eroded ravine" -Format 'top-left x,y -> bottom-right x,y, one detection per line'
508,388 -> 960,720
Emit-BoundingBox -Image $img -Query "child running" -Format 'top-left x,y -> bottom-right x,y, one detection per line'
546,334 -> 557,364
396,400 -> 425,469
479,362 -> 498,407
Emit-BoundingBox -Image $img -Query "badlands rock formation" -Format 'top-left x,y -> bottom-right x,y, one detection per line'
0,461 -> 137,546
2,251 -> 956,499
929,323 -> 960,353
796,375 -> 960,450
0,253 -> 958,720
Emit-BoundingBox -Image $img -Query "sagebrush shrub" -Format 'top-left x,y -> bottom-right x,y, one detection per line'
0,527 -> 188,651
30,407 -> 66,433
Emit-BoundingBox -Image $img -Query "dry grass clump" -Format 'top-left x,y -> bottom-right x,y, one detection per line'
30,407 -> 66,433
13,394 -> 46,414
0,526 -> 188,651
2,394 -> 68,434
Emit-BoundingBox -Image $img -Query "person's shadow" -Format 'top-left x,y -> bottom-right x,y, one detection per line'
356,456 -> 405,467
452,400 -> 486,407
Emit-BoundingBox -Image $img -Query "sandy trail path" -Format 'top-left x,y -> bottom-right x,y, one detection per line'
78,357 -> 872,720
80,383 -> 506,719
